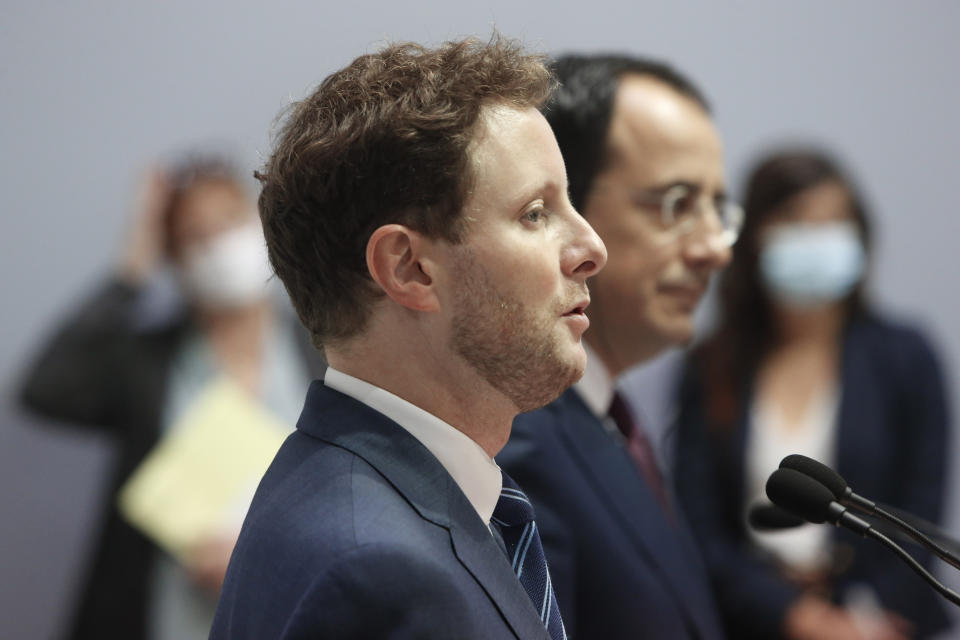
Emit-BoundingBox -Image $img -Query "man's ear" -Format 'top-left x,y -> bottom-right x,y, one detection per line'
366,224 -> 440,312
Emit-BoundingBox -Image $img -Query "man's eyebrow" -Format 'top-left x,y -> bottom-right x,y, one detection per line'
504,179 -> 563,212
640,180 -> 699,194
641,181 -> 728,200
541,179 -> 565,195
523,179 -> 564,203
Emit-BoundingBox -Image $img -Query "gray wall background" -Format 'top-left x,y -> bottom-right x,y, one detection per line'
3,1 -> 959,638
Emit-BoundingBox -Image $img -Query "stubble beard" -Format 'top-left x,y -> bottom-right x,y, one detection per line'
450,252 -> 583,413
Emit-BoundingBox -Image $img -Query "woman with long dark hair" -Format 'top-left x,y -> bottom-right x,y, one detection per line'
674,148 -> 951,639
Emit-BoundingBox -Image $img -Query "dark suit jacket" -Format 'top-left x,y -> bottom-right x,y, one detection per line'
18,279 -> 326,640
674,314 -> 951,638
498,388 -> 725,640
210,381 -> 551,639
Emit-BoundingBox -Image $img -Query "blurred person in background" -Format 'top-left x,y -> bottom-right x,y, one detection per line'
18,156 -> 324,640
498,54 -> 736,639
674,148 -> 951,639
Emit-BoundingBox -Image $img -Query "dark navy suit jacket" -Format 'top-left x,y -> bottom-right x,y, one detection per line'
674,315 -> 951,638
210,381 -> 551,639
498,388 -> 725,639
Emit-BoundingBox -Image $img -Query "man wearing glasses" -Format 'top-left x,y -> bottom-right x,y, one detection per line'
498,55 -> 740,639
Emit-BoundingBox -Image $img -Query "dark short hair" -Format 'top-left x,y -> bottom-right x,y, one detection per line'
257,36 -> 554,348
543,54 -> 710,213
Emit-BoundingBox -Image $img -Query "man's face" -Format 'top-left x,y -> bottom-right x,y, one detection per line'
582,75 -> 732,373
440,105 -> 607,412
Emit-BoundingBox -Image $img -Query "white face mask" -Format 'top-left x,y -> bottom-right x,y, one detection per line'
759,221 -> 865,308
178,221 -> 273,309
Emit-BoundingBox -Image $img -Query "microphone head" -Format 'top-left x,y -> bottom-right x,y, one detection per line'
748,503 -> 806,531
779,454 -> 847,499
766,468 -> 836,524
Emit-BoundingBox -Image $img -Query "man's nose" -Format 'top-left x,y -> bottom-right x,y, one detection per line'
683,211 -> 733,269
565,210 -> 607,280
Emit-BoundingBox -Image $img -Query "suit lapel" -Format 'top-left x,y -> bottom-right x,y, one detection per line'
555,389 -> 719,638
449,508 -> 552,640
297,382 -> 548,640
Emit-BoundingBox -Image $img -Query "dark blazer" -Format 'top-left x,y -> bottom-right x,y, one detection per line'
498,388 -> 725,640
18,279 -> 326,640
210,381 -> 551,639
674,314 -> 951,639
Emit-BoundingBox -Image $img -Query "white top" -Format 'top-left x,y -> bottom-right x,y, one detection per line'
744,384 -> 840,570
324,366 -> 503,527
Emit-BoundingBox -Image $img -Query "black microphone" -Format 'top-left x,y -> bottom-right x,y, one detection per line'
780,454 -> 960,571
748,503 -> 805,531
779,454 -> 875,511
766,468 -> 960,608
765,469 -> 872,534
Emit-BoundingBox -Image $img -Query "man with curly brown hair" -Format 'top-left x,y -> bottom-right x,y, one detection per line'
210,37 -> 606,639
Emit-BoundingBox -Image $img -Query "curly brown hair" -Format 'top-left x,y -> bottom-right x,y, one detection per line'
256,35 -> 555,349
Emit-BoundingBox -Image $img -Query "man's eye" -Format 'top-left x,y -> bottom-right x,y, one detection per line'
523,207 -> 546,223
672,194 -> 698,217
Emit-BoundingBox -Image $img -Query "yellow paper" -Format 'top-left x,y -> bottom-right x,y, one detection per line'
117,376 -> 289,559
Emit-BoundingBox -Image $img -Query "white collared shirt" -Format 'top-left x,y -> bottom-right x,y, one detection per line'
574,343 -> 619,435
574,344 -> 665,459
323,367 -> 503,526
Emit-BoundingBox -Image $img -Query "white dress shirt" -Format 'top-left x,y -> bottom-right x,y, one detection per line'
324,366 -> 503,526
575,343 -> 615,420
574,343 -> 670,475
574,343 -> 633,443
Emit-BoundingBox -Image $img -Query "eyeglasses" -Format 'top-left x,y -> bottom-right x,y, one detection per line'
604,183 -> 744,248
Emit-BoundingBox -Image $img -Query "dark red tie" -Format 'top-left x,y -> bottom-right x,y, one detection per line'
608,391 -> 671,514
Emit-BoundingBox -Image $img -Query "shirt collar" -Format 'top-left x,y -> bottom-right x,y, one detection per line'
574,342 -> 615,420
323,367 -> 502,526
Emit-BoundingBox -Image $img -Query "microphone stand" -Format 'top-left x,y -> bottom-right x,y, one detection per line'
777,455 -> 960,571
861,526 -> 960,607
766,467 -> 960,609
867,505 -> 960,571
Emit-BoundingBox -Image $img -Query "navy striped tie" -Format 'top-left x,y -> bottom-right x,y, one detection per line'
492,472 -> 566,640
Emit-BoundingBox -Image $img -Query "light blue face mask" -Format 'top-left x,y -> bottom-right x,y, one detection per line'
759,221 -> 865,308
